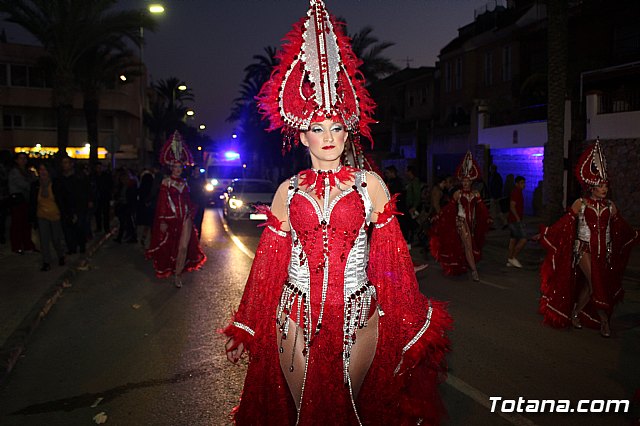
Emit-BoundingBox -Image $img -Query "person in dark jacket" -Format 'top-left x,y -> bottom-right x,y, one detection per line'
57,156 -> 90,254
8,152 -> 36,253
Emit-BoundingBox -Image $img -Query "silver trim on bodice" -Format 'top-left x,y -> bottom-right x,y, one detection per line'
575,198 -> 612,260
277,170 -> 378,384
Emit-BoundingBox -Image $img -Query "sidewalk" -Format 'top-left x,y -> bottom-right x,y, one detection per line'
0,230 -> 114,386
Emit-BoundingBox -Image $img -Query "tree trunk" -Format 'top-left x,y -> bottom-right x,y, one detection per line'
83,88 -> 100,163
543,0 -> 568,224
53,68 -> 75,156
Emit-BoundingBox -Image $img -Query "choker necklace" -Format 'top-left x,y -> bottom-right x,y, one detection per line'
300,165 -> 355,199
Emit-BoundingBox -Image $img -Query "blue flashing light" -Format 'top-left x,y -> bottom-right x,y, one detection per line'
224,151 -> 240,161
199,168 -> 206,173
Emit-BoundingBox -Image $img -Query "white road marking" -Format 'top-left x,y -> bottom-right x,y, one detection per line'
220,209 -> 536,426
218,210 -> 255,260
477,279 -> 509,290
446,375 -> 540,426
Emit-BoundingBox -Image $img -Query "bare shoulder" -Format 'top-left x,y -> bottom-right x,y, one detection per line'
570,198 -> 582,214
365,170 -> 385,189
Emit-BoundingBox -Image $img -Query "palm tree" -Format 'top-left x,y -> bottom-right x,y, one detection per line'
76,40 -> 140,162
543,0 -> 568,223
347,25 -> 399,83
0,0 -> 154,153
144,77 -> 195,157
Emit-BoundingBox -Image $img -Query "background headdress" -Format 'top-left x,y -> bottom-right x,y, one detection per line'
575,139 -> 608,187
256,0 -> 376,156
455,151 -> 481,181
159,130 -> 194,167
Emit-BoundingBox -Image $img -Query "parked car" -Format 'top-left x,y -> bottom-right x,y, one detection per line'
222,179 -> 276,221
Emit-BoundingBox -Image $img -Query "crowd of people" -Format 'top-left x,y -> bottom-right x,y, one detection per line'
0,132 -> 208,284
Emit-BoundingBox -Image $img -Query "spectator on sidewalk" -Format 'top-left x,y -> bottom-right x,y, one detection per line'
114,168 -> 138,244
506,176 -> 527,268
488,164 -> 504,228
93,161 -> 113,234
500,174 -> 515,229
187,166 -> 208,240
137,169 -> 156,248
0,150 -> 11,245
8,152 -> 36,254
30,163 -> 65,271
58,156 -> 90,254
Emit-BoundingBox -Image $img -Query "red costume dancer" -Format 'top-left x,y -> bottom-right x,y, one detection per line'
223,2 -> 451,424
539,140 -> 639,337
430,152 -> 490,280
146,131 -> 206,287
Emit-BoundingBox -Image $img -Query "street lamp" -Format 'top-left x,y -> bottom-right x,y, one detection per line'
177,84 -> 187,91
139,3 -> 165,166
199,124 -> 206,130
186,109 -> 195,117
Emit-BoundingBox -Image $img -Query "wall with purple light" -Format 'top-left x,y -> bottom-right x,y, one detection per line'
491,147 -> 544,217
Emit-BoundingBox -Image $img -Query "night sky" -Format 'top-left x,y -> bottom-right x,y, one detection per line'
4,0 -> 494,143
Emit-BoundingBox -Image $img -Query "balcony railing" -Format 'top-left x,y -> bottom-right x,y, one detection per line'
487,104 -> 547,128
598,90 -> 640,114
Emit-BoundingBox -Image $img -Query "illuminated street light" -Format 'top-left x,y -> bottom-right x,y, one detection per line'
186,110 -> 195,116
199,124 -> 206,130
139,3 -> 165,166
148,4 -> 165,14
197,146 -> 202,151
232,133 -> 238,139
178,84 -> 187,91
119,75 -> 127,81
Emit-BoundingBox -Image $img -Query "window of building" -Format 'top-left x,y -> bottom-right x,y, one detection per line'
3,114 -> 24,129
445,62 -> 452,93
502,45 -> 512,82
484,51 -> 493,86
455,58 -> 462,90
613,25 -> 640,58
0,63 -> 7,86
10,64 -> 28,87
28,66 -> 48,88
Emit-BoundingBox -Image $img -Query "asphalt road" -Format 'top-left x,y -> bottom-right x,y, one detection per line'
0,208 -> 637,425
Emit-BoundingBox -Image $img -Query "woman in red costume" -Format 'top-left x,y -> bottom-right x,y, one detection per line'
429,152 -> 491,281
223,1 -> 451,424
145,131 -> 206,288
539,140 -> 639,337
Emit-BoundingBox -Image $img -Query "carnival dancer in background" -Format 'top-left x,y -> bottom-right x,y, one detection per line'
223,1 -> 451,424
539,140 -> 639,337
145,131 -> 206,288
430,152 -> 491,281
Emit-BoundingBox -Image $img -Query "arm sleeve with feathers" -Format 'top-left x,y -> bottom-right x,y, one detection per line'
223,209 -> 291,352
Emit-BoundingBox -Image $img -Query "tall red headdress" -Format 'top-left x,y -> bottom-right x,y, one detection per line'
455,151 -> 481,181
159,131 -> 194,167
575,139 -> 608,187
256,0 -> 376,156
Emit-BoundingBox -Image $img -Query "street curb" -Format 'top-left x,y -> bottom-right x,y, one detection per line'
0,229 -> 116,388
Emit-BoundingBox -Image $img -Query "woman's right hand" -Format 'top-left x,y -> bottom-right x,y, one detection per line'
225,338 -> 245,364
160,222 -> 168,233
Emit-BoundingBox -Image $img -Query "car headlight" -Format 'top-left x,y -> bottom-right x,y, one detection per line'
205,183 -> 214,192
229,198 -> 244,209
210,178 -> 219,186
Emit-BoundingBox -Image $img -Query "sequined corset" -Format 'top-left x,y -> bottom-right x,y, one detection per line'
577,198 -> 612,257
277,169 -> 383,382
457,191 -> 477,225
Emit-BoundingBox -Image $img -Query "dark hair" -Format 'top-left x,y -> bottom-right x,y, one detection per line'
515,176 -> 525,183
